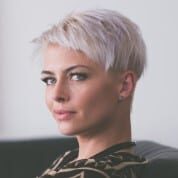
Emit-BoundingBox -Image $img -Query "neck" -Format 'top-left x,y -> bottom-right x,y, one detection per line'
76,118 -> 131,160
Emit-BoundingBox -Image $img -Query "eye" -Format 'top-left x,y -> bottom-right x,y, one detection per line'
41,77 -> 56,86
69,72 -> 88,81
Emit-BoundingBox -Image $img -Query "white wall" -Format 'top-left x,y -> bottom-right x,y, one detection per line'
0,0 -> 178,147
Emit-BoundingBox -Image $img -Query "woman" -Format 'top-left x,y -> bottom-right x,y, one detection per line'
34,9 -> 147,178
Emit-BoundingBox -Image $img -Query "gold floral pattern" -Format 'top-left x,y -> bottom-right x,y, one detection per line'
37,142 -> 147,178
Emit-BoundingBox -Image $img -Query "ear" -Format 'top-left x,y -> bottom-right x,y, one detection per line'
118,71 -> 137,99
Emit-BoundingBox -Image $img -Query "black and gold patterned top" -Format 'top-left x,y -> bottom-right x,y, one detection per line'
37,142 -> 147,178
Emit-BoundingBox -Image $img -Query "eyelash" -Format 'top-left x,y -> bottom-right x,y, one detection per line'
69,72 -> 88,81
41,73 -> 88,86
41,77 -> 56,86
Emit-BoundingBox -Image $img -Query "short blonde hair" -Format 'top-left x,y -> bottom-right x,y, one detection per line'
33,9 -> 146,79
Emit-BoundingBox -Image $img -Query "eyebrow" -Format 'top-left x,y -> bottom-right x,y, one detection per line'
41,65 -> 91,75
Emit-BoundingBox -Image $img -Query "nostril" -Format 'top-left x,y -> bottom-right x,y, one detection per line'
52,93 -> 69,103
57,96 -> 66,102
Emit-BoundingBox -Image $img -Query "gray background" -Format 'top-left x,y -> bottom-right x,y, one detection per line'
0,0 -> 178,147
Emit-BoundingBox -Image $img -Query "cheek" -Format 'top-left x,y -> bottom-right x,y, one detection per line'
74,83 -> 117,117
91,89 -> 115,112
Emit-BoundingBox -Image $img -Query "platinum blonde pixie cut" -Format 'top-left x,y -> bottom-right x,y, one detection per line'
33,9 -> 146,79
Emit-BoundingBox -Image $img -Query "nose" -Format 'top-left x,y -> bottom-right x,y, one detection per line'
51,80 -> 70,103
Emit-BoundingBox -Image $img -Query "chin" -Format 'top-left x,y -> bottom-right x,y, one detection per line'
57,124 -> 79,136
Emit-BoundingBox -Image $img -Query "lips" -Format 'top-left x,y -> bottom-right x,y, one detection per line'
53,109 -> 76,121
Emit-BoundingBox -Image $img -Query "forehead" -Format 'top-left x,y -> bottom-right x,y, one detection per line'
43,44 -> 102,70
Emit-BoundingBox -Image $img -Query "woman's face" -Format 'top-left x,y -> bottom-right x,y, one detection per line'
42,44 -> 120,136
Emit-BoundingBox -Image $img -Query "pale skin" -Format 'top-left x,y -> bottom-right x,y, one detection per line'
41,44 -> 137,160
